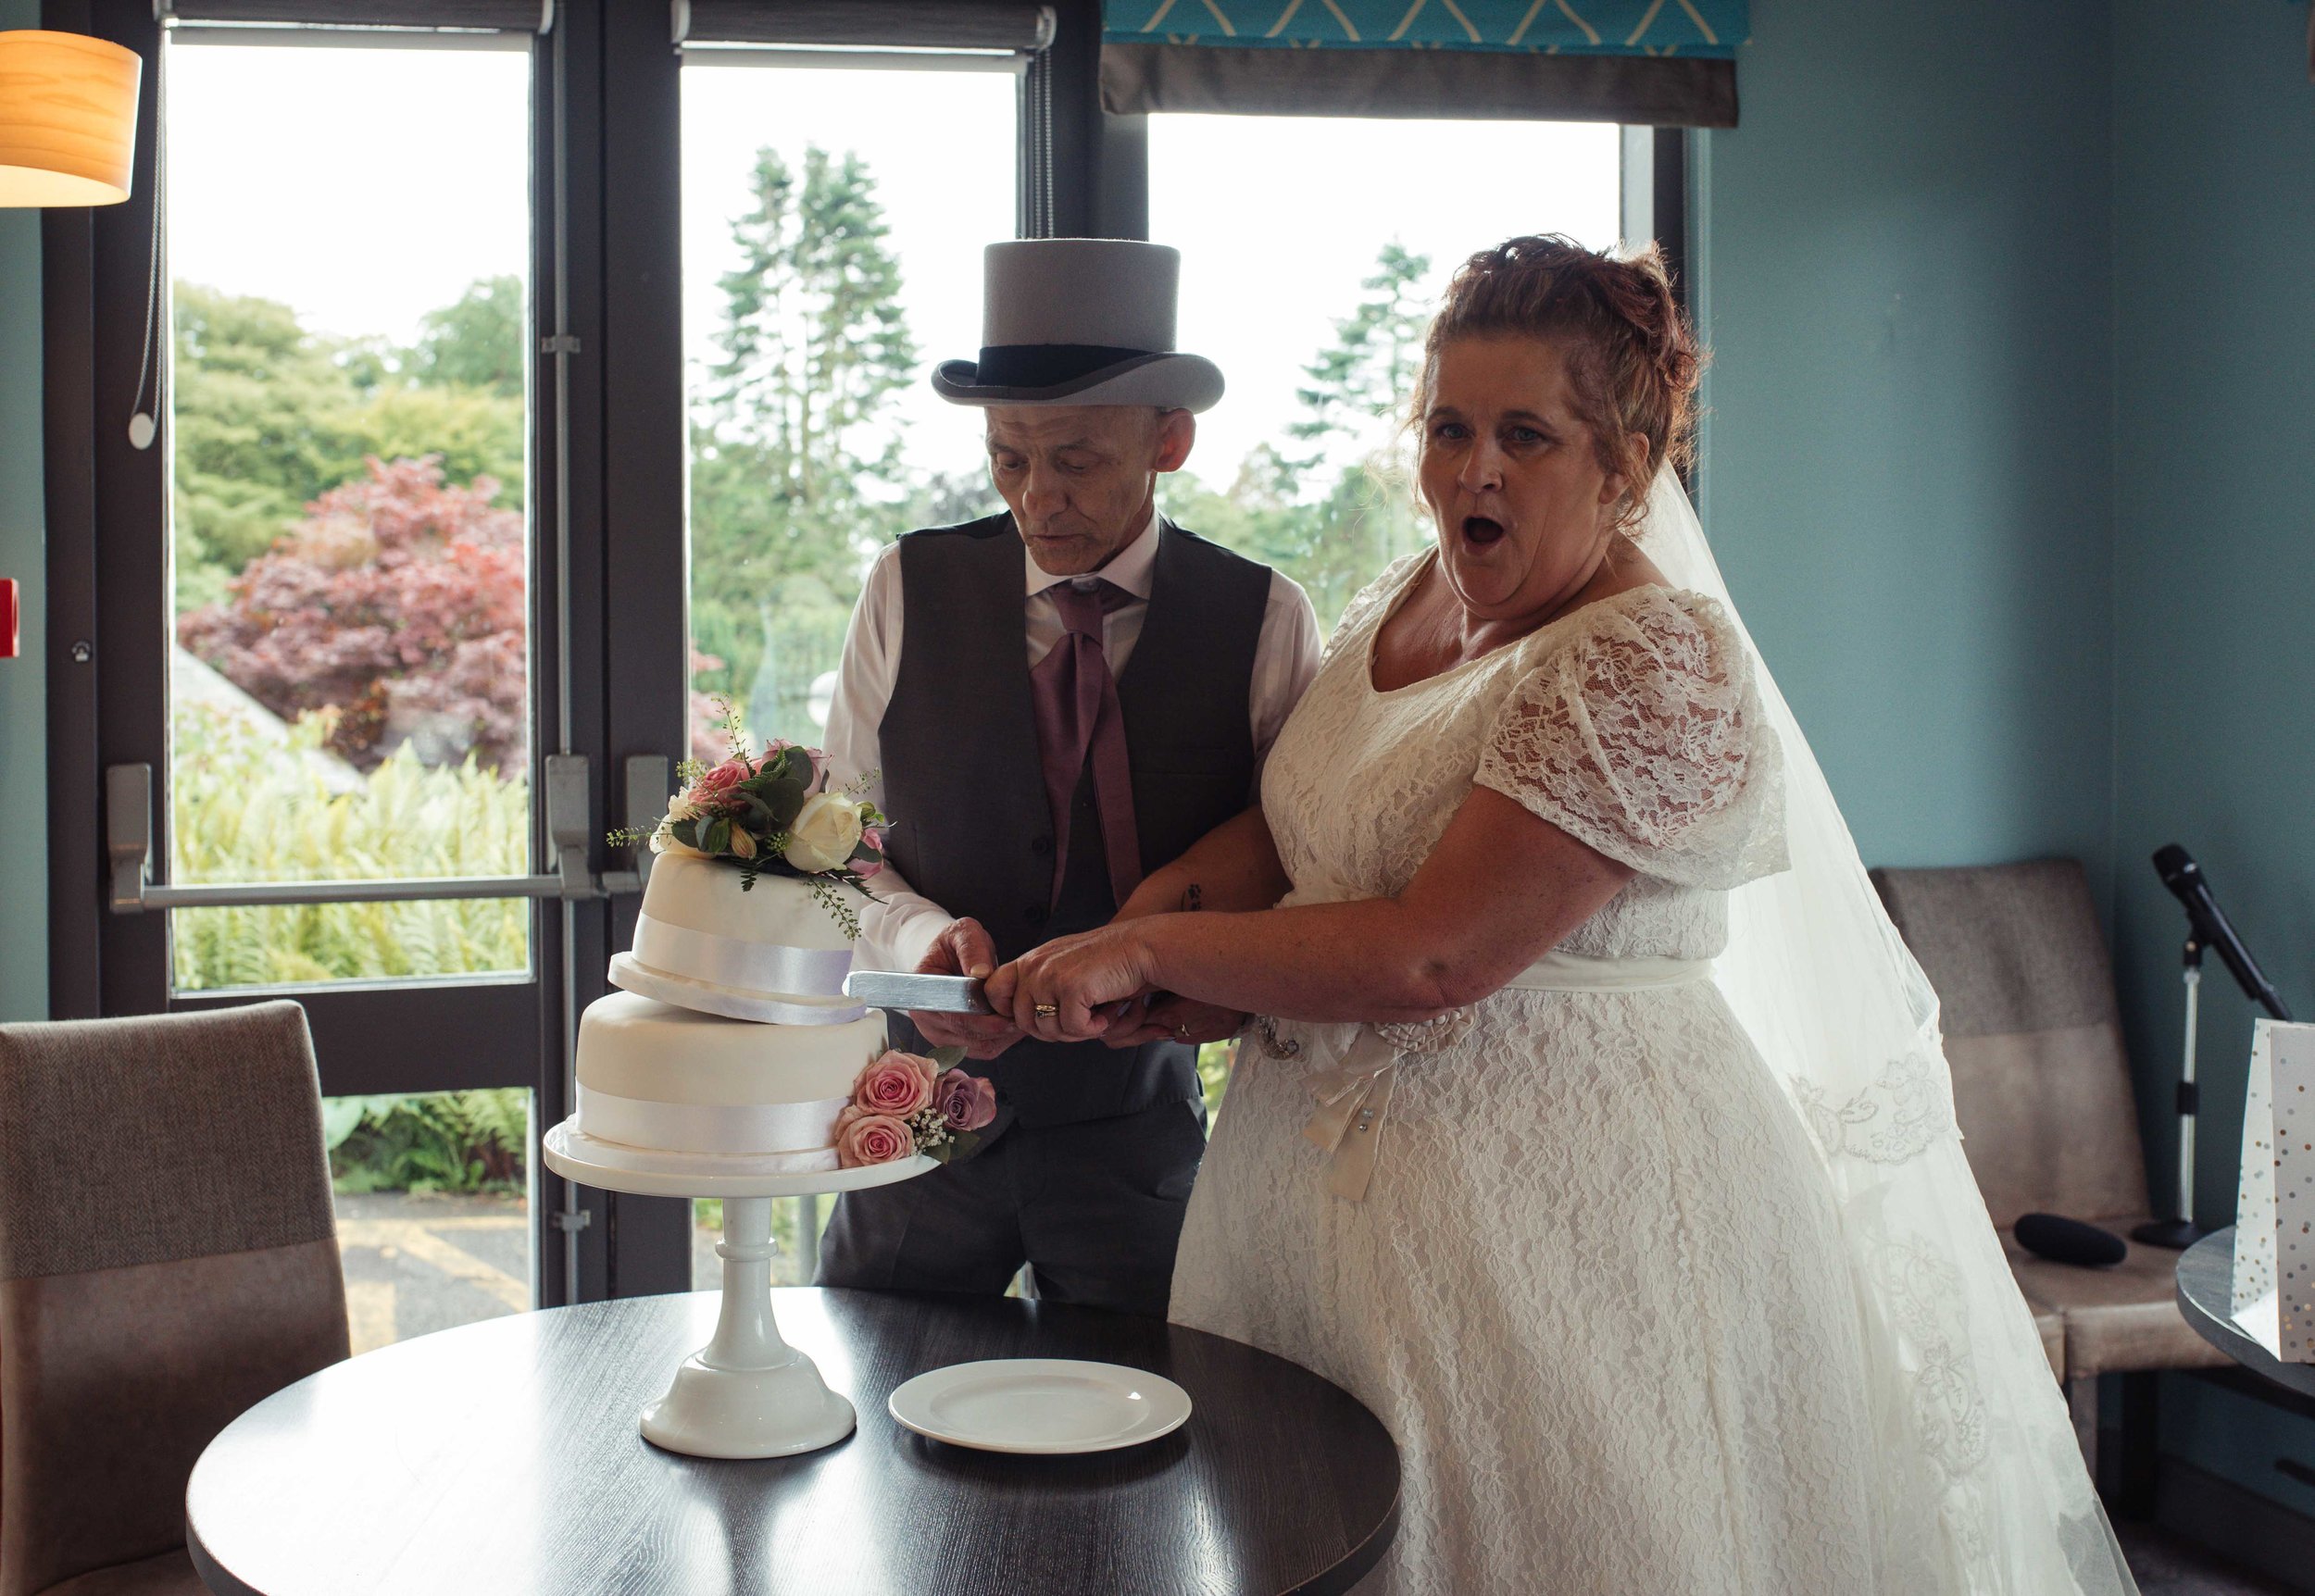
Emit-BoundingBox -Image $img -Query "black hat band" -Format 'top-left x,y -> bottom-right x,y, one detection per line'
970,343 -> 1152,389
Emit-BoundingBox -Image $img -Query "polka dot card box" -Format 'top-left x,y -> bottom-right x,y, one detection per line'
2262,1021 -> 2315,1362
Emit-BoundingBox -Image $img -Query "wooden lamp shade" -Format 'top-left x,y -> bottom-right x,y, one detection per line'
0,30 -> 141,206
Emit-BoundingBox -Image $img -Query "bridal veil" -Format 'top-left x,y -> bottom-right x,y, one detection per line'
1633,467 -> 2139,1594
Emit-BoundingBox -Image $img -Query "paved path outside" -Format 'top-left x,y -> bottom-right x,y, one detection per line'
333,1191 -> 532,1353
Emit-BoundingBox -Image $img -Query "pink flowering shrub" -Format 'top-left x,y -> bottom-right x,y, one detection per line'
178,455 -> 527,773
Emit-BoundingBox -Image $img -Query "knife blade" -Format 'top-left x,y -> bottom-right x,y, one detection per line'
841,971 -> 992,1015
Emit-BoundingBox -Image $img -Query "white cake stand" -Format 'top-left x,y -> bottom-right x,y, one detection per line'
542,1119 -> 932,1460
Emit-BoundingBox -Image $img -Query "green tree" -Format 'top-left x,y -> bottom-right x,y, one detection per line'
173,283 -> 369,582
1287,241 -> 1433,473
689,145 -> 920,736
357,384 -> 524,504
402,274 -> 526,399
171,283 -> 527,611
1178,243 -> 1436,631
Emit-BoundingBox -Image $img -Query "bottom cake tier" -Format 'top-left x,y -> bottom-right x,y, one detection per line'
574,990 -> 887,1162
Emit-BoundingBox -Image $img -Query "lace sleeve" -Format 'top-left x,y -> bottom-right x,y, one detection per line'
1475,590 -> 1788,888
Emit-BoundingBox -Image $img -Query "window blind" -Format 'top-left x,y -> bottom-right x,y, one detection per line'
1101,0 -> 1745,127
677,1 -> 1056,52
160,1 -> 552,30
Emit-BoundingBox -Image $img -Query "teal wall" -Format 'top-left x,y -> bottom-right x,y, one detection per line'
1693,0 -> 2117,887
2110,0 -> 2315,1522
0,0 -> 46,1023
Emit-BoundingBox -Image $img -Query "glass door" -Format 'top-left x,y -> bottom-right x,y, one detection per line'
676,49 -> 1020,1284
56,0 -> 632,1327
160,30 -> 544,1349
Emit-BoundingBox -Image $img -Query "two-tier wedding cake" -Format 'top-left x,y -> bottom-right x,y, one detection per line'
569,735 -> 993,1175
578,862 -> 892,1172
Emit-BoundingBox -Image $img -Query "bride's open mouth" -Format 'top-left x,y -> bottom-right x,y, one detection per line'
1459,515 -> 1508,549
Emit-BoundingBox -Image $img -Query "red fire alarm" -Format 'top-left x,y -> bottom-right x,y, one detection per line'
0,579 -> 16,660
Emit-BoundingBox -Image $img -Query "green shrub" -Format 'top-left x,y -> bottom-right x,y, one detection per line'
325,1090 -> 529,1194
169,701 -> 531,991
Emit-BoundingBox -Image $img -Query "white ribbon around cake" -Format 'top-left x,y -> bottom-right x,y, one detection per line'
610,911 -> 869,1026
575,1086 -> 851,1173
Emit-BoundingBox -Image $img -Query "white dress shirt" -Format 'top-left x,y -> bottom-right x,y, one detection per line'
824,506 -> 1323,974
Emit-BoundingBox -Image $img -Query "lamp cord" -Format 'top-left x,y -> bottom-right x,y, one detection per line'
128,36 -> 165,449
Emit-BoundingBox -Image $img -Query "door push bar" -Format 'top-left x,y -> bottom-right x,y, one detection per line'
106,754 -> 669,915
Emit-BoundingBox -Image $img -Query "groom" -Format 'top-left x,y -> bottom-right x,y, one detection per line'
815,239 -> 1320,1316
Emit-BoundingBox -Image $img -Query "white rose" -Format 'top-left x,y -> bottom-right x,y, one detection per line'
783,792 -> 864,874
665,792 -> 700,822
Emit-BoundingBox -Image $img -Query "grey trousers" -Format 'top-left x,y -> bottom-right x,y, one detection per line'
815,1096 -> 1208,1318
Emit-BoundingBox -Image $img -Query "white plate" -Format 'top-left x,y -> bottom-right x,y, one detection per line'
887,1359 -> 1192,1455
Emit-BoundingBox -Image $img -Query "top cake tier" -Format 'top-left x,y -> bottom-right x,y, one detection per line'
608,852 -> 864,1025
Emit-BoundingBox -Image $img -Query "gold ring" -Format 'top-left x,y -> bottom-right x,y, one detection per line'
1033,1003 -> 1059,1017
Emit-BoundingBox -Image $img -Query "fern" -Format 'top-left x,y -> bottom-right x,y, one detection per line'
169,701 -> 530,991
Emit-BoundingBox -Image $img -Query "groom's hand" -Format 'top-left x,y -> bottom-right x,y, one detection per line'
907,917 -> 1024,1061
1103,994 -> 1246,1051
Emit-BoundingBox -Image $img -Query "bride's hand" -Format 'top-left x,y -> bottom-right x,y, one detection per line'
985,925 -> 1162,1043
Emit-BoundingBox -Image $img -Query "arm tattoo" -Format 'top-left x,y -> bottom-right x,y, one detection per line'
1180,883 -> 1204,913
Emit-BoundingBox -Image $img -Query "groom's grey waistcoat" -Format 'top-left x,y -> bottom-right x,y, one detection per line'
881,513 -> 1270,1129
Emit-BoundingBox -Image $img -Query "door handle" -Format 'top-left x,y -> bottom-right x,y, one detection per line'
106,754 -> 667,914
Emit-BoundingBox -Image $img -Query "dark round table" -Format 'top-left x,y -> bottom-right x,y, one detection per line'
185,1289 -> 1400,1596
2174,1226 -> 2315,1400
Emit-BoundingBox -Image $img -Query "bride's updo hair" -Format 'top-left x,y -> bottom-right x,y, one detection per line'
1418,234 -> 1702,528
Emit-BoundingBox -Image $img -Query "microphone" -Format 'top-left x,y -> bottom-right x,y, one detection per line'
2152,845 -> 2294,1020
2013,1213 -> 2127,1268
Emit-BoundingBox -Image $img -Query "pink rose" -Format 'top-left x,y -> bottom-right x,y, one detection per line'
855,826 -> 885,880
763,739 -> 824,792
835,1106 -> 914,1168
690,757 -> 751,813
934,1067 -> 997,1133
853,1050 -> 937,1117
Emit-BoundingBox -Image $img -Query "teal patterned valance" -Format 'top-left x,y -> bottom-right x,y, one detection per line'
1104,0 -> 1748,58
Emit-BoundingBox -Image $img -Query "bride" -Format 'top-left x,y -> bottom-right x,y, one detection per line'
985,236 -> 2136,1593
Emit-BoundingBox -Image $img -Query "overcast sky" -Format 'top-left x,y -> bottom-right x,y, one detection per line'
166,41 -> 1620,495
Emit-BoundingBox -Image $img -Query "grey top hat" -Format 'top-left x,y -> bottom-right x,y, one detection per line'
932,239 -> 1225,413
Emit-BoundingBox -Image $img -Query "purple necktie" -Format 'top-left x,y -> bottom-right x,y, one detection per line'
1029,580 -> 1144,911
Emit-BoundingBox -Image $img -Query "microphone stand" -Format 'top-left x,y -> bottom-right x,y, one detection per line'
2134,845 -> 2296,1250
2132,935 -> 2209,1250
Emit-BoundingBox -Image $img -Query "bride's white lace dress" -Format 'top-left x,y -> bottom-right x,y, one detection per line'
1170,557 -> 1900,1593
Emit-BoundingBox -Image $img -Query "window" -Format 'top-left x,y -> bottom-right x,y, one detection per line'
163,37 -> 536,994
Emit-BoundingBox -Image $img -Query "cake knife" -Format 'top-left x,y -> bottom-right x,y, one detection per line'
841,971 -> 993,1015
842,972 -> 1168,1029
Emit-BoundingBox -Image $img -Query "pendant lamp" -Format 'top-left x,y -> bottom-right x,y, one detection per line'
0,29 -> 142,206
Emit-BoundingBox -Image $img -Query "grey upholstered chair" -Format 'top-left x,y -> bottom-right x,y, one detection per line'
0,1001 -> 350,1596
1871,858 -> 2228,1487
